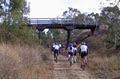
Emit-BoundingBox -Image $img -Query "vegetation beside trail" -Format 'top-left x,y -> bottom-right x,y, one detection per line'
0,44 -> 53,79
64,3 -> 120,78
78,30 -> 120,79
1,0 -> 120,79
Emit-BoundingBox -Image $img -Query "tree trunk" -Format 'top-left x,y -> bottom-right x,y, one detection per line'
114,33 -> 117,49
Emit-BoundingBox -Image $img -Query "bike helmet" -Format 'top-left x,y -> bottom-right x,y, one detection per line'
69,43 -> 73,47
55,42 -> 58,45
73,42 -> 77,47
81,42 -> 86,45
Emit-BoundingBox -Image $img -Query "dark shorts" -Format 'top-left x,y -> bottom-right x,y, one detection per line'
54,49 -> 59,58
68,52 -> 74,57
81,51 -> 88,58
74,50 -> 77,56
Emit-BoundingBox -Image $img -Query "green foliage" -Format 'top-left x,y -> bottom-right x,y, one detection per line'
63,7 -> 80,18
0,0 -> 39,46
72,29 -> 82,35
40,31 -> 54,45
100,6 -> 120,26
17,27 -> 39,45
39,29 -> 67,45
103,30 -> 115,45
0,26 -> 39,45
99,5 -> 120,47
49,29 -> 67,42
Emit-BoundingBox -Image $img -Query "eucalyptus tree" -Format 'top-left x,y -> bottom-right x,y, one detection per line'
63,7 -> 80,19
100,5 -> 120,48
48,29 -> 67,43
1,0 -> 29,25
0,0 -> 32,44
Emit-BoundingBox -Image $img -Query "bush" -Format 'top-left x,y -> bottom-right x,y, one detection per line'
0,25 -> 39,46
0,44 -> 53,79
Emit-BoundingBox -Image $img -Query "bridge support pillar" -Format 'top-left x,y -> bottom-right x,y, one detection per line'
67,29 -> 72,48
91,28 -> 95,35
37,28 -> 45,45
65,26 -> 75,48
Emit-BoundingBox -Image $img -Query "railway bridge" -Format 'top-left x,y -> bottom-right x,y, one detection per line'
27,18 -> 98,46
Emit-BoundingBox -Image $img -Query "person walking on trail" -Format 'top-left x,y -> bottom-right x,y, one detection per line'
53,43 -> 59,60
80,42 -> 88,66
67,43 -> 74,61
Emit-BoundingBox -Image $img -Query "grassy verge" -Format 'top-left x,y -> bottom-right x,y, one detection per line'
75,30 -> 120,79
87,52 -> 120,79
0,44 -> 53,79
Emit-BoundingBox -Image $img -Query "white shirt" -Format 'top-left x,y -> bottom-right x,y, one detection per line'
80,45 -> 88,52
59,44 -> 61,48
73,47 -> 77,51
53,45 -> 59,50
68,47 -> 74,53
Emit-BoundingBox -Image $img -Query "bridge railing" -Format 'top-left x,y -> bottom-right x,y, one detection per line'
28,18 -> 98,25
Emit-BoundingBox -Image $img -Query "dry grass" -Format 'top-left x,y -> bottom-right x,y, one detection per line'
88,53 -> 120,71
87,53 -> 120,79
79,29 -> 120,78
0,44 -> 53,79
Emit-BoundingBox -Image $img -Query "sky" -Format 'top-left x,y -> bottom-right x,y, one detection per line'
27,0 -> 118,18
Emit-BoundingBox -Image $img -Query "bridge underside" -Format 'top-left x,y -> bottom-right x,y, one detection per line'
28,24 -> 97,30
28,23 -> 98,47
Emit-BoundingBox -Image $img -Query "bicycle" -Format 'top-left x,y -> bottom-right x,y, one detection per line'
73,56 -> 77,63
60,48 -> 65,54
73,48 -> 77,63
55,54 -> 58,63
81,57 -> 87,70
54,50 -> 59,63
69,55 -> 74,66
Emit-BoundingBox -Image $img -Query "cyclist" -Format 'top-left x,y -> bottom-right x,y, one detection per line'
80,42 -> 88,67
73,42 -> 77,63
59,43 -> 62,54
61,43 -> 65,54
53,43 -> 59,61
77,42 -> 81,55
50,43 -> 55,54
67,43 -> 74,61
61,43 -> 65,48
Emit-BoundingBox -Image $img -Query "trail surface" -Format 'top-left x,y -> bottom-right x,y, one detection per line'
51,55 -> 98,79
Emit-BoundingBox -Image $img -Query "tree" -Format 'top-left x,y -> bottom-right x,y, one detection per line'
0,0 -> 37,45
49,29 -> 67,42
99,5 -> 120,48
63,7 -> 80,19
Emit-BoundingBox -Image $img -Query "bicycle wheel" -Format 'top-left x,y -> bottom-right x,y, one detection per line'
81,65 -> 85,70
81,58 -> 86,70
70,56 -> 73,66
73,56 -> 77,63
70,58 -> 72,66
55,54 -> 58,63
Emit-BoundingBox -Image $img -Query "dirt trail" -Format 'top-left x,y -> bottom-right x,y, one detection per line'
51,55 -> 98,79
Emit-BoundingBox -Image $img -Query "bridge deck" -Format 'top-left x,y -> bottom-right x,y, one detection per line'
27,18 -> 98,46
28,18 -> 98,30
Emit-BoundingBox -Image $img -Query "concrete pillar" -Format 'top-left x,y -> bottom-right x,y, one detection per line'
91,28 -> 95,35
66,29 -> 73,48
